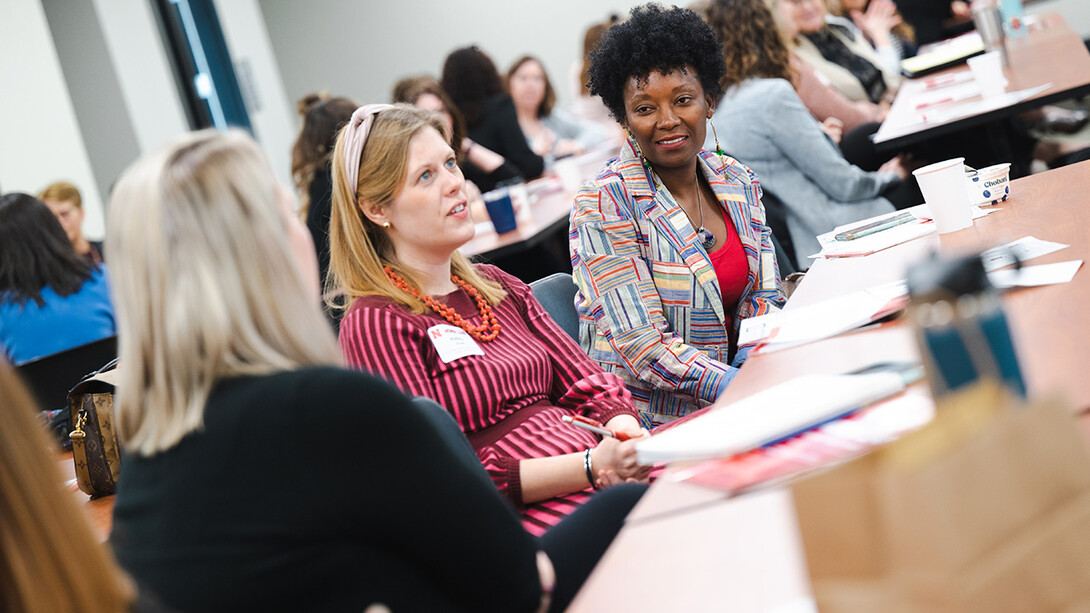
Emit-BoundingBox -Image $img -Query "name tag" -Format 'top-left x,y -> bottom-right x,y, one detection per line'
427,324 -> 485,363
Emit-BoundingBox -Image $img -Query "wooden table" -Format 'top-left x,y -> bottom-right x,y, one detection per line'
459,142 -> 620,259
571,160 -> 1090,611
873,13 -> 1090,152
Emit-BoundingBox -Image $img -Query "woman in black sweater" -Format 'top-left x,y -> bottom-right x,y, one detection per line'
441,46 -> 545,192
105,129 -> 643,612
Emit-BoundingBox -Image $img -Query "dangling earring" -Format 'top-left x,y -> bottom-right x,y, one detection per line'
627,130 -> 653,171
709,121 -> 726,158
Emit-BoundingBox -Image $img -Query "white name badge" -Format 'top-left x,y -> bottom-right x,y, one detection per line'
427,324 -> 485,364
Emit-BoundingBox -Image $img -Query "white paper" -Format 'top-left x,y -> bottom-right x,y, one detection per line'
919,83 -> 1052,124
738,280 -> 908,350
811,206 -> 994,260
636,372 -> 907,464
980,236 -> 1069,272
988,260 -> 1083,288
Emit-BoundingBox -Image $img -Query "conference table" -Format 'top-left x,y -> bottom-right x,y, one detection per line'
873,12 -> 1090,153
569,160 -> 1090,611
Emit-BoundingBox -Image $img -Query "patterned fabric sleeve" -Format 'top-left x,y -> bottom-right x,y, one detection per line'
485,266 -> 638,426
570,187 -> 740,405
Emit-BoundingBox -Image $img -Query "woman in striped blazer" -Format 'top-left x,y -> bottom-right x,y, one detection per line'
570,4 -> 786,429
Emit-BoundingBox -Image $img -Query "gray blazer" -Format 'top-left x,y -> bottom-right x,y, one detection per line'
708,78 -> 897,268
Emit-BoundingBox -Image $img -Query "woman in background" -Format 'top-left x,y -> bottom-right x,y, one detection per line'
38,181 -> 103,264
507,55 -> 607,165
0,193 -> 114,364
392,75 -> 521,193
107,128 -> 642,612
0,356 -> 139,613
571,4 -> 785,428
441,46 -> 545,191
706,0 -> 915,269
784,0 -> 900,104
291,93 -> 358,290
328,104 -> 649,535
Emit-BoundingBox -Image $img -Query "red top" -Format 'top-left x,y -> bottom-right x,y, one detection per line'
707,207 -> 749,311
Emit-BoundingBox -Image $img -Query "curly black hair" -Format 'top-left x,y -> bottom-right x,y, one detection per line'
588,3 -> 726,124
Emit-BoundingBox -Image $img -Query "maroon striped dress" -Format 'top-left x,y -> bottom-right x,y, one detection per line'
339,265 -> 637,535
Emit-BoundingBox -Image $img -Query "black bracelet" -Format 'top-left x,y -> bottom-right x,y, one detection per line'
583,448 -> 599,490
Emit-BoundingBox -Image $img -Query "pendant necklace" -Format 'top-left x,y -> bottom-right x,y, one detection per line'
685,171 -> 716,251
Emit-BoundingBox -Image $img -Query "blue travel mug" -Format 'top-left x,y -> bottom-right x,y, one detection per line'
483,187 -> 518,234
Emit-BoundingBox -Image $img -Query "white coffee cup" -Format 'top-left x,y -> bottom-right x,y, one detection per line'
913,157 -> 973,234
968,51 -> 1007,98
553,158 -> 584,191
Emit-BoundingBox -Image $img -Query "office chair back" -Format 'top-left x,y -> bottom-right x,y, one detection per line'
760,188 -> 800,275
16,335 -> 118,412
15,335 -> 118,445
529,272 -> 580,342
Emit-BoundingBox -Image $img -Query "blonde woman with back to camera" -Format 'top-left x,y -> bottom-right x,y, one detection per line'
105,129 -> 642,613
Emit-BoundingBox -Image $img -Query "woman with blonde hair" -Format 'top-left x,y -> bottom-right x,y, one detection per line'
0,357 -> 136,613
107,128 -> 642,612
328,104 -> 650,536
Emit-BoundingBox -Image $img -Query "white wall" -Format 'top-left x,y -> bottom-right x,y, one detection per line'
258,0 -> 646,112
0,0 -> 105,240
93,0 -> 189,154
215,0 -> 295,190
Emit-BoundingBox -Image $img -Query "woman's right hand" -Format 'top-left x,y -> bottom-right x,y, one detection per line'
591,436 -> 652,484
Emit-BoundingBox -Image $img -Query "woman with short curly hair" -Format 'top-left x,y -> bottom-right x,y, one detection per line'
569,3 -> 786,428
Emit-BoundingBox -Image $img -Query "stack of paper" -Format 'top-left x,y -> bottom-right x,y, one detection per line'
811,206 -> 996,260
672,392 -> 935,494
635,371 -> 908,464
739,280 -> 908,352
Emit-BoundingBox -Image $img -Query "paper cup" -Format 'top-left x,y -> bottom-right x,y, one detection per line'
966,163 -> 1011,205
968,52 -> 1007,98
553,158 -> 584,191
913,157 -> 973,234
482,187 -> 518,234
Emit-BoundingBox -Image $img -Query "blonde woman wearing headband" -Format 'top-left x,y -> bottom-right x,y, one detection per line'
106,128 -> 642,612
328,104 -> 651,536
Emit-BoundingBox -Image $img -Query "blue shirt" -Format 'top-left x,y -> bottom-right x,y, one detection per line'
0,267 -> 116,364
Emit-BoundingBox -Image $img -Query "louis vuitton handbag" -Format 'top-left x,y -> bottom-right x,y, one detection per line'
68,359 -> 122,498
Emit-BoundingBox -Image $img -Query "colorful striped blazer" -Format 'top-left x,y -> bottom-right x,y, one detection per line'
569,140 -> 785,428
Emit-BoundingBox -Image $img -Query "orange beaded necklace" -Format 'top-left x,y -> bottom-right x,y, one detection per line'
384,266 -> 501,341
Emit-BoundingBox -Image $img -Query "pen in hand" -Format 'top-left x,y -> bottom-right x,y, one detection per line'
561,415 -> 634,441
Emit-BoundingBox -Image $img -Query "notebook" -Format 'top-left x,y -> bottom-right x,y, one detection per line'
635,371 -> 909,464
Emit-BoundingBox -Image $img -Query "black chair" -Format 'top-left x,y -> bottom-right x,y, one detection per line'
760,188 -> 800,275
15,335 -> 117,444
529,272 -> 580,342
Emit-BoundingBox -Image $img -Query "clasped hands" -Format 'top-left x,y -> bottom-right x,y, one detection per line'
590,414 -> 653,488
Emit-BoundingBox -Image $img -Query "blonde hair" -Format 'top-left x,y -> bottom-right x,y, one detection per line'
0,358 -> 134,613
328,104 -> 504,314
37,181 -> 82,208
106,129 -> 342,457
